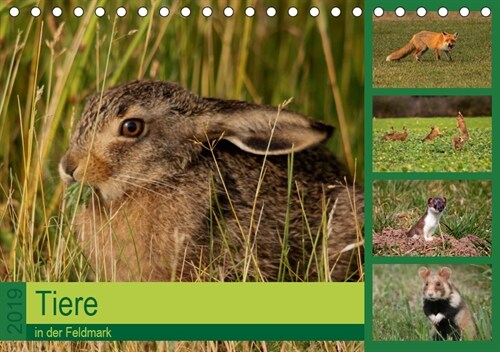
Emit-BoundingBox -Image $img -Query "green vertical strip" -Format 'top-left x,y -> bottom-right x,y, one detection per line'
25,323 -> 363,341
0,283 -> 27,341
491,0 -> 498,350
26,282 -> 363,324
363,0 -> 374,345
366,0 -> 497,351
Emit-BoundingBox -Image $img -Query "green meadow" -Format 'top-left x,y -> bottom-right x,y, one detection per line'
373,117 -> 491,172
372,13 -> 492,88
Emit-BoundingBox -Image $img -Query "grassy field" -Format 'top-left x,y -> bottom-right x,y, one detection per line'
372,264 -> 492,341
1,341 -> 365,352
373,117 -> 491,172
372,13 -> 492,88
0,0 -> 363,350
373,180 -> 491,242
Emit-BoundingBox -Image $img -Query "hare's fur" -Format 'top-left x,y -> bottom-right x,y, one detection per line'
60,80 -> 363,281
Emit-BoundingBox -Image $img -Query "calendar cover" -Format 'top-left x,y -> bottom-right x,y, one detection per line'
0,1 -> 495,352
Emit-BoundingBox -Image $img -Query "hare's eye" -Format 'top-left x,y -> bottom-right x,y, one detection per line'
120,119 -> 144,138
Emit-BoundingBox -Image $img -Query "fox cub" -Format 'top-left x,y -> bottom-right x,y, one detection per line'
386,31 -> 458,62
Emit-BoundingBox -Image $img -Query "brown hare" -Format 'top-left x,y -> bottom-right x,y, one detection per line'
452,112 -> 469,151
456,111 -> 469,141
381,127 -> 408,141
452,136 -> 466,151
59,80 -> 363,282
422,126 -> 442,142
381,126 -> 397,140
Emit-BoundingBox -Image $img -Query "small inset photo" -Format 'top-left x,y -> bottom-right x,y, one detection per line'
372,180 -> 491,256
373,11 -> 491,88
373,264 -> 492,341
372,96 -> 492,172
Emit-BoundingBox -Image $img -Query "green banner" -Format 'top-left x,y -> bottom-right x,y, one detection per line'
26,283 -> 363,325
26,324 -> 363,341
2,282 -> 363,340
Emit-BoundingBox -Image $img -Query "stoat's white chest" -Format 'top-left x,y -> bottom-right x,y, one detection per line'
423,208 -> 443,241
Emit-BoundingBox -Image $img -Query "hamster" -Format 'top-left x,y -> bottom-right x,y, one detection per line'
418,266 -> 477,340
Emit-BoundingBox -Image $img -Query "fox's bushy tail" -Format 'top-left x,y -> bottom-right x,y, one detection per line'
386,41 -> 416,61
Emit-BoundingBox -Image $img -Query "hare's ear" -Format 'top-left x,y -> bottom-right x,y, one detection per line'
194,103 -> 333,155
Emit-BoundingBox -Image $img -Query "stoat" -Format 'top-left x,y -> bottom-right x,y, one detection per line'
419,267 -> 477,340
407,197 -> 446,241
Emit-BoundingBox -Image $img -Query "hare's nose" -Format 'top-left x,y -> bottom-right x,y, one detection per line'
59,155 -> 78,184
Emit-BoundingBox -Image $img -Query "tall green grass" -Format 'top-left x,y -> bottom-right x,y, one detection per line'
0,1 -> 363,350
0,0 -> 363,279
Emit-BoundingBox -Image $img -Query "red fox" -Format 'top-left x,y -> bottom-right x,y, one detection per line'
386,31 -> 459,62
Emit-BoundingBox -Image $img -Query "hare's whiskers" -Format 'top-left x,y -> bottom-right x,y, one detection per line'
117,174 -> 214,216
